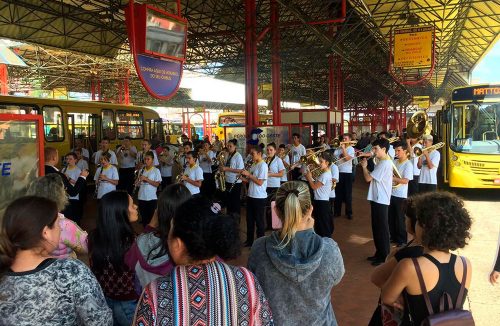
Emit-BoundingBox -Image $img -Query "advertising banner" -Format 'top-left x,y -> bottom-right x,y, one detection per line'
136,54 -> 182,98
0,115 -> 44,216
412,95 -> 430,109
224,126 -> 290,156
394,26 -> 433,69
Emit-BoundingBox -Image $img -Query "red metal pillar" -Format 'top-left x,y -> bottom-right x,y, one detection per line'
328,55 -> 335,138
91,79 -> 96,101
244,0 -> 258,135
0,64 -> 8,95
271,0 -> 281,125
336,56 -> 344,134
124,70 -> 130,105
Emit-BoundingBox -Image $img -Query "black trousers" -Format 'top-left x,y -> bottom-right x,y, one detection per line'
225,182 -> 242,219
419,183 -> 437,193
246,197 -> 266,244
161,176 -> 172,190
118,167 -> 136,195
408,175 -> 419,197
139,199 -> 157,227
313,199 -> 334,237
266,187 -> 279,230
62,199 -> 83,225
388,196 -> 407,245
201,172 -> 215,199
334,172 -> 353,217
370,201 -> 390,261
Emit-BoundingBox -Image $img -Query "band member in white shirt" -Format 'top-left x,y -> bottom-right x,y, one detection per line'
93,137 -> 118,166
278,144 -> 290,184
94,152 -> 119,199
116,136 -> 138,195
389,143 -> 413,246
180,141 -> 194,169
305,151 -> 333,237
360,138 -> 393,266
181,151 -> 204,195
199,140 -> 216,198
62,152 -> 83,224
136,151 -> 162,226
137,139 -> 159,169
378,131 -> 395,159
265,143 -> 285,229
333,133 -> 356,220
72,138 -> 90,162
290,133 -> 307,180
329,161 -> 339,224
159,145 -> 174,189
241,146 -> 268,246
220,139 -> 245,221
417,134 -> 440,193
406,137 -> 422,196
74,148 -> 89,172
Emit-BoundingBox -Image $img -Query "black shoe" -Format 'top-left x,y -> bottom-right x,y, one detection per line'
366,256 -> 378,261
371,259 -> 384,266
346,215 -> 353,220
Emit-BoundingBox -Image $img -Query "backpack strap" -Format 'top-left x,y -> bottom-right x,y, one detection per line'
439,292 -> 454,312
455,256 -> 468,309
411,257 -> 434,315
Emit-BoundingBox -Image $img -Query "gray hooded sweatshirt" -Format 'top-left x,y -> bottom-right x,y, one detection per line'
248,229 -> 345,326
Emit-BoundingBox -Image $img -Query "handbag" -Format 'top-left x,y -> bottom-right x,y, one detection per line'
411,256 -> 474,326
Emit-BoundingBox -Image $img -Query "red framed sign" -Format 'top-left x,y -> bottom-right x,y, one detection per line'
125,1 -> 187,100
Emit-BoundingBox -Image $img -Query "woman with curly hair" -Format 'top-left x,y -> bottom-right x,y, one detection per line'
27,174 -> 88,259
381,191 -> 472,325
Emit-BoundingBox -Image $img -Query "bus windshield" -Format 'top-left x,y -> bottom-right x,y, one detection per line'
450,102 -> 500,154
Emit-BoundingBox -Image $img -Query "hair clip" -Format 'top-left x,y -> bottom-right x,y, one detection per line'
286,189 -> 300,197
211,202 -> 222,214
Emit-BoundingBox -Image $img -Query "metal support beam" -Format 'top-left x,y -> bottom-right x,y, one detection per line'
271,0 -> 281,125
244,0 -> 258,134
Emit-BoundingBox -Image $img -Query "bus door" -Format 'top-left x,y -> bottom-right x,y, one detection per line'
88,114 -> 102,155
67,114 -> 76,151
148,119 -> 164,142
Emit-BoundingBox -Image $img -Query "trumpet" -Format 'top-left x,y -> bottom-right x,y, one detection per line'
330,139 -> 357,148
388,137 -> 399,143
414,142 -> 445,157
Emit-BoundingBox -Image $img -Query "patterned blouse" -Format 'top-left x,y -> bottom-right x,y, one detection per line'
0,258 -> 112,326
52,213 -> 88,259
133,261 -> 274,326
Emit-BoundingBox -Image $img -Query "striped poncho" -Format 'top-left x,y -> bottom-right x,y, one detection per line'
133,261 -> 274,326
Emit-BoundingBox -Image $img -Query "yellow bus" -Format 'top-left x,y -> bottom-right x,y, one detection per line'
437,84 -> 500,188
0,95 -> 161,161
213,112 -> 272,140
163,120 -> 196,144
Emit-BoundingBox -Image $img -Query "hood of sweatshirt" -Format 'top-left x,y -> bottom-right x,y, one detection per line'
264,229 -> 324,283
136,232 -> 170,269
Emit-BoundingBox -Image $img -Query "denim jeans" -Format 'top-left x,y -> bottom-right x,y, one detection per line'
105,297 -> 137,326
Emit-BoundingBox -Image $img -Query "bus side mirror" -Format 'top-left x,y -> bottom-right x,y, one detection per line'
442,107 -> 450,123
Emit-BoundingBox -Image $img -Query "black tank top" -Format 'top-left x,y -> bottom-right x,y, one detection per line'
404,254 -> 467,325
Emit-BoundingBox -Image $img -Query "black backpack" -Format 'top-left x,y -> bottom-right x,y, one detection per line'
411,256 -> 474,326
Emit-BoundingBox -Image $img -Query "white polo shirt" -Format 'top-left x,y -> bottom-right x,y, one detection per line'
314,170 -> 332,201
94,150 -> 118,165
248,161 -> 268,199
136,150 -> 159,167
334,146 -> 356,173
138,167 -> 162,201
330,163 -> 340,199
72,147 -> 89,160
290,144 -> 306,166
419,150 -> 440,185
117,146 -> 138,169
94,165 -> 119,199
392,159 -> 413,199
160,154 -> 173,177
76,159 -> 88,172
225,151 -> 244,184
183,164 -> 204,195
63,166 -> 81,200
281,155 -> 290,182
411,144 -> 422,176
367,159 -> 393,205
199,150 -> 216,173
266,156 -> 285,188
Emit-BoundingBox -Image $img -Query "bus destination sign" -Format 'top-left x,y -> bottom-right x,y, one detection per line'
452,85 -> 500,102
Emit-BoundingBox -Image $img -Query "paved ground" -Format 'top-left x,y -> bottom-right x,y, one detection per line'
79,174 -> 500,325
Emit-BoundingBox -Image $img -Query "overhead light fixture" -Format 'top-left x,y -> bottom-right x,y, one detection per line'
407,13 -> 420,25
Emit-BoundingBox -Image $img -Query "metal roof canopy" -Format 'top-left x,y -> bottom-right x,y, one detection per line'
0,0 -> 498,108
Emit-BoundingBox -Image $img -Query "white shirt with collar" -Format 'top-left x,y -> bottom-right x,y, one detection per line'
411,143 -> 422,176
183,164 -> 204,195
334,146 -> 355,173
199,150 -> 216,173
248,161 -> 268,199
419,150 -> 440,185
280,155 -> 290,182
314,170 -> 332,201
117,146 -> 138,169
367,158 -> 393,205
290,144 -> 306,166
329,163 -> 340,199
225,151 -> 244,184
138,166 -> 162,200
94,165 -> 119,199
136,150 -> 159,167
266,156 -> 285,188
392,159 -> 413,199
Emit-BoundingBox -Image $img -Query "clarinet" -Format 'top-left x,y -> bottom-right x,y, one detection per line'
94,165 -> 103,198
133,167 -> 145,196
228,158 -> 253,193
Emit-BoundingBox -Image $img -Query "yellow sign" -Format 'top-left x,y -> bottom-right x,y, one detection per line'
261,83 -> 272,91
394,26 -> 433,69
52,87 -> 68,99
412,96 -> 430,109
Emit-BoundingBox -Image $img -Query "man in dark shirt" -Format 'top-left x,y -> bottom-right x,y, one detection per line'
44,147 -> 89,197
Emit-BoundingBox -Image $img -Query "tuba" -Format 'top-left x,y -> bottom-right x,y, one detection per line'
301,149 -> 325,180
214,150 -> 227,191
406,111 -> 429,138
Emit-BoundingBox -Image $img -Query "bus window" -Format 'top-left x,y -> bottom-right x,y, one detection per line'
42,106 -> 64,142
0,104 -> 38,115
116,111 -> 144,139
102,109 -> 116,139
70,113 -> 92,138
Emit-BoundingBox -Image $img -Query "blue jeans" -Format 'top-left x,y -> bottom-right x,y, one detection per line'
105,297 -> 137,326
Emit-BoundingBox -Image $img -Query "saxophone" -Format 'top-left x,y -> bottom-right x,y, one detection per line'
214,150 -> 227,191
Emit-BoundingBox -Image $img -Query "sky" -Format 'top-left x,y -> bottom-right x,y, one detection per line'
471,39 -> 500,84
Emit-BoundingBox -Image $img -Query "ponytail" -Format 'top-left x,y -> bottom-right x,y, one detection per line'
275,181 -> 312,248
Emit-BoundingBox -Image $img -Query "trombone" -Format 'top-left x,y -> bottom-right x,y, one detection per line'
330,139 -> 358,148
289,147 -> 327,170
414,142 -> 445,157
334,144 -> 373,167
